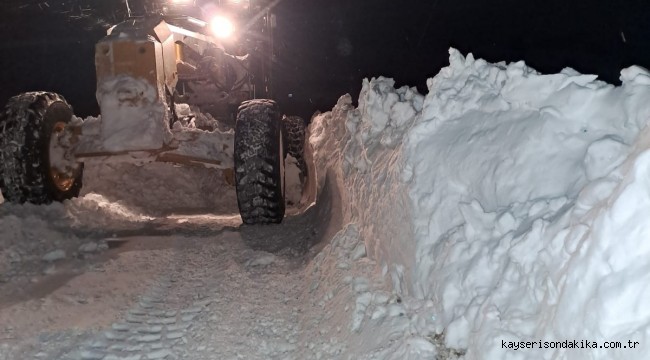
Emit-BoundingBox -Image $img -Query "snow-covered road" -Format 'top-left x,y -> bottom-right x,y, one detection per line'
0,154 -> 409,360
0,193 -> 332,360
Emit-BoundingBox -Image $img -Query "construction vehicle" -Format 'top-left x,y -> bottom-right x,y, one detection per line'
0,0 -> 312,224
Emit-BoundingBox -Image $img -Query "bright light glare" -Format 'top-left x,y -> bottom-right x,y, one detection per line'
210,16 -> 235,39
171,0 -> 192,4
227,0 -> 251,10
187,17 -> 207,27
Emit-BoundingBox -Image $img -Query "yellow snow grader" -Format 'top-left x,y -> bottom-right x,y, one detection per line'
0,0 -> 311,224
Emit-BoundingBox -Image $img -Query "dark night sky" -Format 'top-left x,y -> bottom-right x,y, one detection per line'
1,0 -> 649,120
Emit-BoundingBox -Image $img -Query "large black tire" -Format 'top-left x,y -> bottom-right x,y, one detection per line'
234,99 -> 285,224
0,92 -> 83,204
282,115 -> 307,177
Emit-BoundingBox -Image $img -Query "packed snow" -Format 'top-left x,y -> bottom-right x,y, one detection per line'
2,48 -> 650,359
96,76 -> 170,152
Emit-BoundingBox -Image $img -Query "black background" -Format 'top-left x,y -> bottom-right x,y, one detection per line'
1,0 -> 649,120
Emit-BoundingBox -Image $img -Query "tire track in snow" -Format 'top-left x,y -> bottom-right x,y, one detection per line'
60,240 -> 217,360
43,231 -> 306,360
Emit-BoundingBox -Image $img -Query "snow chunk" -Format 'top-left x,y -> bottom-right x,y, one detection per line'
584,135 -> 629,181
42,249 -> 66,262
245,252 -> 277,267
620,65 -> 650,85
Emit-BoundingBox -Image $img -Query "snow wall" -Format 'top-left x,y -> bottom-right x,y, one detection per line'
311,48 -> 650,359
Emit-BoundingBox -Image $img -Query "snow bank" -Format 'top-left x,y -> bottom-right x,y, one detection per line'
311,49 -> 650,359
311,79 -> 423,295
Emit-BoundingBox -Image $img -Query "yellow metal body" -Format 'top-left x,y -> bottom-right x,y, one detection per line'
78,18 -> 238,170
95,20 -> 179,104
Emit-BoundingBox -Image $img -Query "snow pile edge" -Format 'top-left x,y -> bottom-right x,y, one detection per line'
310,48 -> 650,359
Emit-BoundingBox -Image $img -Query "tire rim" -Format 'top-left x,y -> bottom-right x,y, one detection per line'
49,121 -> 79,192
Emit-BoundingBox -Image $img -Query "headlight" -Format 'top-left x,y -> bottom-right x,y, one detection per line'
209,16 -> 235,39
